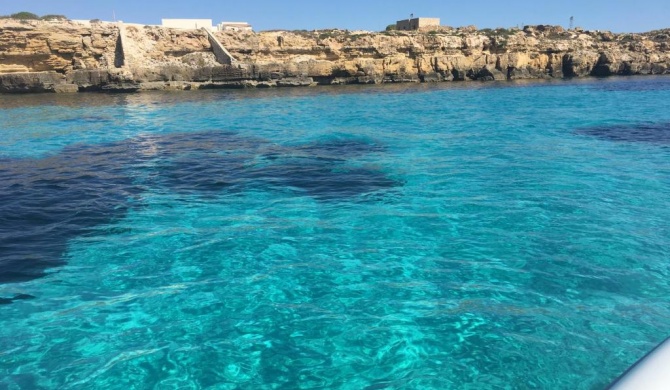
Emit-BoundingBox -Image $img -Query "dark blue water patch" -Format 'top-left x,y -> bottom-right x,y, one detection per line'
142,130 -> 270,156
140,132 -> 396,198
156,154 -> 250,194
0,293 -> 35,305
0,132 -> 254,284
294,137 -> 386,159
251,136 -> 394,199
0,131 -> 399,285
576,122 -> 670,145
251,158 -> 399,201
60,116 -> 113,123
133,131 -> 266,195
0,147 -> 142,284
587,77 -> 670,93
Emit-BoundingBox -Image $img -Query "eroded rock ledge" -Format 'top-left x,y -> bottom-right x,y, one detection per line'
0,20 -> 668,93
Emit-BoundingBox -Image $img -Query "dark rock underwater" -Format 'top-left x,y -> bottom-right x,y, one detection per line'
0,130 -> 398,285
577,122 -> 670,145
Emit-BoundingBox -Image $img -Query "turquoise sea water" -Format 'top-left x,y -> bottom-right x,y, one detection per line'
1,77 -> 670,389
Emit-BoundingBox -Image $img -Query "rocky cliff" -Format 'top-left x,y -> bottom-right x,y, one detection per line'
216,25 -> 670,83
0,20 -> 668,92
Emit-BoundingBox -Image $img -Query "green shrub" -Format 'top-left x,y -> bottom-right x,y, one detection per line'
619,34 -> 636,42
548,32 -> 570,40
496,28 -> 517,38
41,14 -> 68,21
317,29 -> 342,40
480,27 -> 517,38
385,24 -> 397,31
287,29 -> 315,39
10,12 -> 39,20
348,33 -> 371,41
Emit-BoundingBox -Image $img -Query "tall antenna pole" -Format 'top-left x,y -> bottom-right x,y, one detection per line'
113,10 -> 116,22
569,16 -> 574,29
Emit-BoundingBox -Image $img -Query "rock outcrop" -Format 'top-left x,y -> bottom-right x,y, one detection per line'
0,19 -> 668,93
0,20 -> 118,74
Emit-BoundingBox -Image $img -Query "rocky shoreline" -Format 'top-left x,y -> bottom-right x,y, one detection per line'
0,20 -> 668,93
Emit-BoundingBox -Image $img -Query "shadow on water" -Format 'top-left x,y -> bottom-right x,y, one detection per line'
0,130 -> 399,287
585,76 -> 670,92
576,122 -> 670,145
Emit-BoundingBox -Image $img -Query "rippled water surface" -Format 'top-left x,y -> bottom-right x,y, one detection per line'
1,78 -> 670,389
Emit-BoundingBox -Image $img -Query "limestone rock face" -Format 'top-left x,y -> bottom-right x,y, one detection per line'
0,20 -> 118,74
0,71 -> 65,92
563,51 -> 600,77
0,20 -> 669,92
214,27 -> 670,84
121,25 -> 212,65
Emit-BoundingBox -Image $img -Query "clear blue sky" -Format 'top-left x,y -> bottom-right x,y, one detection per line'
2,0 -> 669,33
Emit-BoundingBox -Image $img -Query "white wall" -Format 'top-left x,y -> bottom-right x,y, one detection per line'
71,20 -> 92,26
218,22 -> 253,32
161,19 -> 213,31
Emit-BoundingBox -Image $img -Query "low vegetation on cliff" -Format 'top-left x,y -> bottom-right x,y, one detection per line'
0,11 -> 67,21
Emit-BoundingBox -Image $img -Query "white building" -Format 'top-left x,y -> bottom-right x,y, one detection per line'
72,19 -> 118,26
161,19 -> 214,31
71,20 -> 92,26
217,22 -> 253,32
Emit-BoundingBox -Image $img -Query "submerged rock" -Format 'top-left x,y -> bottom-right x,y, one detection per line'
577,122 -> 670,145
0,131 -> 398,284
0,294 -> 36,305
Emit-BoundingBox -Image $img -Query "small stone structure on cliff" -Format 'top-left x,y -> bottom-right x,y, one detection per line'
396,17 -> 441,31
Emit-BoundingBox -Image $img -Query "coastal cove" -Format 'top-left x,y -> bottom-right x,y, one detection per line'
2,77 -> 670,388
0,19 -> 669,93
